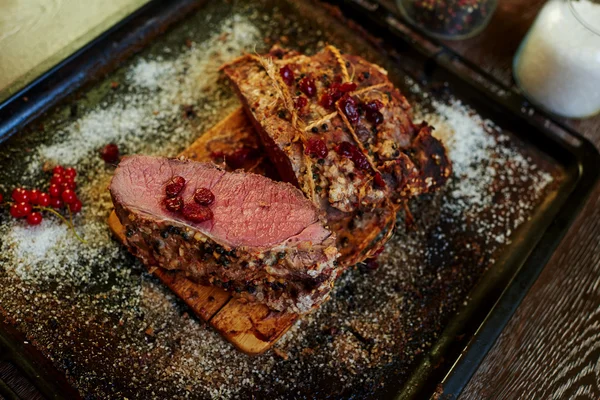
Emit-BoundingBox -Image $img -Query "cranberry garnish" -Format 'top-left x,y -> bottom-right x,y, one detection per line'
305,137 -> 328,159
165,196 -> 183,212
335,142 -> 370,171
319,92 -> 334,109
339,82 -> 357,92
64,167 -> 77,178
49,184 -> 61,198
182,203 -> 213,223
16,202 -> 32,217
52,165 -> 64,175
61,189 -> 77,205
340,96 -> 360,124
69,199 -> 83,214
165,176 -> 186,197
366,109 -> 384,125
27,212 -> 43,226
100,143 -> 120,163
279,65 -> 295,86
50,197 -> 63,209
37,193 -> 50,207
226,147 -> 259,170
294,96 -> 308,111
364,100 -> 384,111
298,77 -> 317,98
194,188 -> 215,206
374,173 -> 386,188
12,188 -> 29,203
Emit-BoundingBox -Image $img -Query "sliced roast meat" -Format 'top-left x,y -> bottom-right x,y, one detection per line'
110,155 -> 340,314
222,45 -> 452,212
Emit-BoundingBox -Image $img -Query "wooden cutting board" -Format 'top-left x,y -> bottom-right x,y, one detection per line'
108,108 -> 298,355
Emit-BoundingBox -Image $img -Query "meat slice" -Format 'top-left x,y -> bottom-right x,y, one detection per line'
109,155 -> 340,314
222,46 -> 451,212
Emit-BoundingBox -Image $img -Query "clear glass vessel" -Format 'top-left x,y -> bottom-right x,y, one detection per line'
396,0 -> 498,40
513,0 -> 600,119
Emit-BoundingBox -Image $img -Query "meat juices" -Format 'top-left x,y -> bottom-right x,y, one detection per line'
110,155 -> 339,314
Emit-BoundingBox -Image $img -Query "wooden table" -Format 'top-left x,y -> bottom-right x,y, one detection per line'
1,1 -> 598,398
441,2 -> 600,399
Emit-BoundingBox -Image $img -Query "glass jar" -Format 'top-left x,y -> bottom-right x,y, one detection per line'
514,0 -> 600,119
396,0 -> 498,40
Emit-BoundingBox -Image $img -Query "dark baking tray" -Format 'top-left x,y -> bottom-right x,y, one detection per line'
0,0 -> 598,399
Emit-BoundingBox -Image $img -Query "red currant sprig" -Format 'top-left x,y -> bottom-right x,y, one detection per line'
0,165 -> 85,242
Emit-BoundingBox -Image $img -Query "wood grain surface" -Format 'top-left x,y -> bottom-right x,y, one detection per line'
431,1 -> 600,399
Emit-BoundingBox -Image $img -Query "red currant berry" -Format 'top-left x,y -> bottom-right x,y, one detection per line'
64,167 -> 76,178
69,199 -> 83,213
27,212 -> 43,226
16,202 -> 32,217
12,188 -> 29,203
9,204 -> 21,218
193,188 -> 215,206
100,143 -> 120,163
62,181 -> 76,191
48,184 -> 61,198
51,174 -> 64,185
0,193 -> 3,203
52,165 -> 64,175
50,197 -> 64,209
29,189 -> 41,205
37,193 -> 51,207
61,189 -> 77,204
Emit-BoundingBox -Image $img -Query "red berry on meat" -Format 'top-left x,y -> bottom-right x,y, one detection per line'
335,142 -> 370,171
335,142 -> 355,158
226,147 -> 259,170
305,137 -> 328,159
340,96 -> 360,124
12,188 -> 29,203
294,96 -> 308,111
279,65 -> 295,86
27,212 -> 43,226
364,100 -> 384,111
100,143 -> 120,163
165,176 -> 186,197
319,92 -> 334,109
374,173 -> 386,188
61,189 -> 77,204
37,193 -> 50,207
49,184 -> 61,198
182,203 -> 213,223
298,77 -> 317,98
194,188 -> 215,206
165,196 -> 183,212
69,199 -> 83,214
366,109 -> 384,125
50,197 -> 63,209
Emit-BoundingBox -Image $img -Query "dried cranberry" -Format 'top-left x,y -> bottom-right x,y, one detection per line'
305,137 -> 328,159
335,142 -> 370,171
374,173 -> 386,188
194,188 -> 215,206
340,96 -> 360,124
294,96 -> 308,111
165,176 -> 186,197
366,109 -> 384,125
182,203 -> 213,223
279,65 -> 295,86
100,143 -> 120,163
319,92 -> 334,109
298,77 -> 317,98
165,196 -> 183,212
339,82 -> 357,92
364,100 -> 384,111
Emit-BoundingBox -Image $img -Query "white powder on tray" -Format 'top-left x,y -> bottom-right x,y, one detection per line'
0,8 -> 558,400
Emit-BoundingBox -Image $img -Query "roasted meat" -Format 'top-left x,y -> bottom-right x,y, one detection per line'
110,155 -> 340,314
